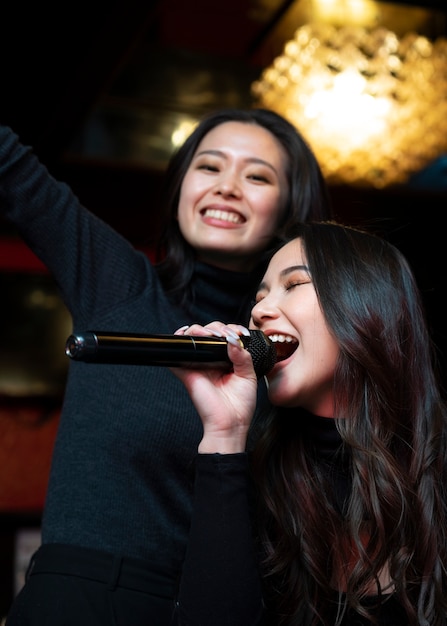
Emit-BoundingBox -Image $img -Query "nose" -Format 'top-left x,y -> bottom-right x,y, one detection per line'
214,170 -> 241,198
251,296 -> 279,328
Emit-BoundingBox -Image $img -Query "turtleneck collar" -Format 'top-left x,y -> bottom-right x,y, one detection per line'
300,411 -> 343,461
190,261 -> 259,323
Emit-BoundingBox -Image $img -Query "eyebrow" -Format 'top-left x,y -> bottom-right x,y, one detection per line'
257,264 -> 310,292
195,149 -> 279,175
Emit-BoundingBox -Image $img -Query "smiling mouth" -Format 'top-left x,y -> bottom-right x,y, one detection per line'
267,335 -> 298,362
201,208 -> 245,224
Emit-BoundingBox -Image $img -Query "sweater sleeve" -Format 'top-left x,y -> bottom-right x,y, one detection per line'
0,125 -> 150,322
176,453 -> 264,626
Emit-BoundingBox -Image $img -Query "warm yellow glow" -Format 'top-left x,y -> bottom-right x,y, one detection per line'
302,70 -> 391,153
171,119 -> 198,148
311,0 -> 378,26
252,23 -> 447,187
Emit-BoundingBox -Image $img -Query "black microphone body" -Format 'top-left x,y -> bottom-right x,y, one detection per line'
65,330 -> 277,378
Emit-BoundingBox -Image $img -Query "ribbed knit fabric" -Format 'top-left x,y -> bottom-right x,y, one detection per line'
0,126 -> 261,581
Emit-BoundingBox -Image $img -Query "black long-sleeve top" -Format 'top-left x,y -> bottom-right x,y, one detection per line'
177,454 -> 264,626
177,417 -> 409,626
0,125 -> 263,589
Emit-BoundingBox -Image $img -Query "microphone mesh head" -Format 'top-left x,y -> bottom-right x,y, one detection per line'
246,331 -> 277,378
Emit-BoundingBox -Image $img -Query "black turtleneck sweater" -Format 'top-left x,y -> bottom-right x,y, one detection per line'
177,417 -> 408,626
0,125 -> 264,589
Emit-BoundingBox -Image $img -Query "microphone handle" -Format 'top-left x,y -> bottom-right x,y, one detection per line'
65,330 -> 276,378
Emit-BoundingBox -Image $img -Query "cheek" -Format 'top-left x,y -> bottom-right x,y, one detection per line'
177,174 -> 193,212
176,195 -> 187,234
177,175 -> 198,228
303,314 -> 338,374
249,189 -> 284,226
177,195 -> 193,242
316,335 -> 339,375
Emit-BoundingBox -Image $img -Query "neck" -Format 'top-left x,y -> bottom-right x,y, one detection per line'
197,252 -> 259,273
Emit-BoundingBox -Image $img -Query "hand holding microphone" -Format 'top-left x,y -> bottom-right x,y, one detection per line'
65,325 -> 277,378
65,322 -> 272,453
171,322 -> 263,454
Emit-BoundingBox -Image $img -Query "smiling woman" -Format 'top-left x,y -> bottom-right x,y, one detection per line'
173,221 -> 447,626
175,121 -> 290,272
0,109 -> 331,626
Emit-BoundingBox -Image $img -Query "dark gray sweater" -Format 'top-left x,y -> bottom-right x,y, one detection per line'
0,125 -> 260,582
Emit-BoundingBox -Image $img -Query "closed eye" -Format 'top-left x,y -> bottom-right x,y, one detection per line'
285,279 -> 311,291
248,174 -> 270,183
198,164 -> 219,172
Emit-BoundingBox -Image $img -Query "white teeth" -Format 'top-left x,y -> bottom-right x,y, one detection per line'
268,334 -> 297,344
203,208 -> 243,224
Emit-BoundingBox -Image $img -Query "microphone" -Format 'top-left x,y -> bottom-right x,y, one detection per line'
65,330 -> 277,378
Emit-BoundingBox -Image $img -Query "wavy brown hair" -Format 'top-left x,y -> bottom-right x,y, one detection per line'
251,222 -> 447,625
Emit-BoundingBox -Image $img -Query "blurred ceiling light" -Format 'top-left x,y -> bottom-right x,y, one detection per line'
311,0 -> 378,26
171,119 -> 198,148
252,20 -> 447,188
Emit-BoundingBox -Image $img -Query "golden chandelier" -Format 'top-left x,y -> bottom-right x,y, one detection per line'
251,22 -> 447,188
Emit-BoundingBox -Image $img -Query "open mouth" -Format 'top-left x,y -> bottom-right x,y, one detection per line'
267,335 -> 298,362
201,208 -> 245,224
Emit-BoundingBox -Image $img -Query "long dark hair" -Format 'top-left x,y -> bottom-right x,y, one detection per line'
155,108 -> 332,307
252,222 -> 447,625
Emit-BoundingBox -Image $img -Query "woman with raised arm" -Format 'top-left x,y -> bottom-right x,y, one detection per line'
1,108 -> 331,626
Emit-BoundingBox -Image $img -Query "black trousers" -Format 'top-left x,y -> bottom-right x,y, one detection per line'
5,543 -> 179,626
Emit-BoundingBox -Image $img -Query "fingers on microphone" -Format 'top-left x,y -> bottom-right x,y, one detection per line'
180,323 -> 223,337
174,325 -> 190,335
226,334 -> 243,348
228,324 -> 250,337
176,321 -> 250,340
220,325 -> 246,348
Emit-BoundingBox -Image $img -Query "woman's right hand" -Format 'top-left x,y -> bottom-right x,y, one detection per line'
171,322 -> 258,454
